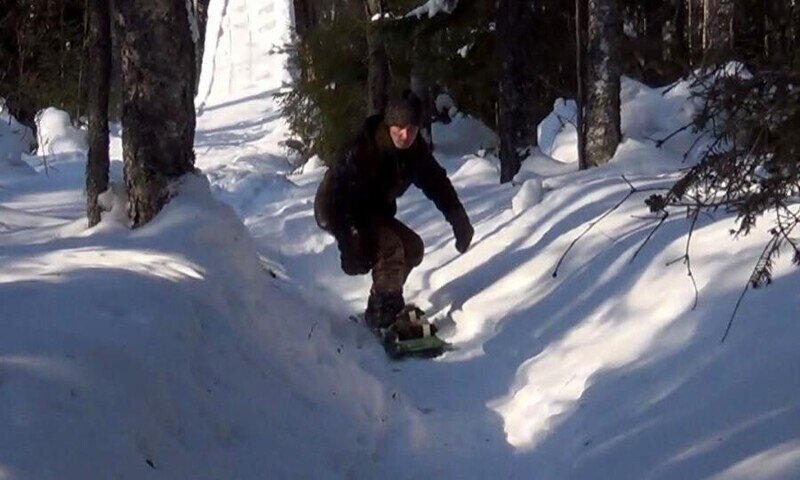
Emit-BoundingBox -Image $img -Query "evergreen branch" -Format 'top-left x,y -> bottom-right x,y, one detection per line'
629,212 -> 668,263
553,176 -> 636,278
654,120 -> 694,149
683,209 -> 701,310
722,235 -> 779,343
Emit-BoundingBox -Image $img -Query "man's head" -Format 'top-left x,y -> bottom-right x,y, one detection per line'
384,91 -> 422,150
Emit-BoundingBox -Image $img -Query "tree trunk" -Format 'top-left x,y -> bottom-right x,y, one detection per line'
193,0 -> 211,92
584,0 -> 622,168
642,0 -> 664,83
793,0 -> 800,64
576,0 -> 587,170
663,0 -> 687,77
410,72 -> 433,148
365,0 -> 388,116
703,0 -> 733,59
85,0 -> 111,228
117,0 -> 197,227
293,0 -> 317,37
497,0 -> 524,183
685,0 -> 703,66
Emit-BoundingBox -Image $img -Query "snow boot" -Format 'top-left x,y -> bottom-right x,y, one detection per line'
364,292 -> 404,330
389,305 -> 438,341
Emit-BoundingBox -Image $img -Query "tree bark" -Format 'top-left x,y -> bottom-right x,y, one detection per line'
576,0 -> 587,170
703,0 -> 733,59
293,0 -> 318,37
193,0 -> 211,92
85,0 -> 111,228
584,0 -> 622,168
663,0 -> 687,76
497,0 -> 524,183
365,0 -> 388,116
793,0 -> 800,64
410,72 -> 433,148
117,0 -> 197,227
685,0 -> 703,66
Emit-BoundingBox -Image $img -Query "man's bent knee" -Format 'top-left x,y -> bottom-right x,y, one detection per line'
405,233 -> 424,268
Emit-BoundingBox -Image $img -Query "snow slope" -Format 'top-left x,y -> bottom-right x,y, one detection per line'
1,0 -> 799,478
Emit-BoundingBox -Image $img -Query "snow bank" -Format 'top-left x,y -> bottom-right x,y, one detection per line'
511,178 -> 544,215
432,114 -> 498,159
0,102 -> 35,174
537,98 -> 578,163
0,160 -> 408,478
35,107 -> 87,157
537,76 -> 706,164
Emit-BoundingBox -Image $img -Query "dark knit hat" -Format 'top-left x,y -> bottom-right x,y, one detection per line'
384,90 -> 423,127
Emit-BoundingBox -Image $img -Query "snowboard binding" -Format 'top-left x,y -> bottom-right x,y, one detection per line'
380,305 -> 450,359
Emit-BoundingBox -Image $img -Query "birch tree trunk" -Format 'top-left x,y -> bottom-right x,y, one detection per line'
117,0 -> 197,227
584,0 -> 622,167
85,0 -> 111,227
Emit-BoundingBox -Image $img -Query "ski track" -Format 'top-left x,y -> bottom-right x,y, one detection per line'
191,0 -> 800,478
192,0 -> 544,476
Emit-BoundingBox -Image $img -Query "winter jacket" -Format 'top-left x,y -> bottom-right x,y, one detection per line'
314,115 -> 470,258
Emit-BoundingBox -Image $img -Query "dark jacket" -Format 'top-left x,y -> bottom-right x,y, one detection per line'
315,115 -> 468,249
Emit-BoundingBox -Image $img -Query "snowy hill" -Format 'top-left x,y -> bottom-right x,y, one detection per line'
1,0 -> 799,479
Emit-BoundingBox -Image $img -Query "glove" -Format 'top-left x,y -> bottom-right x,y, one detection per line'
338,227 -> 373,275
450,209 -> 474,254
341,251 -> 371,275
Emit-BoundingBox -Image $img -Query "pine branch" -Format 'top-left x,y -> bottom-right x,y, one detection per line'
554,175 -> 641,278
722,235 -> 779,343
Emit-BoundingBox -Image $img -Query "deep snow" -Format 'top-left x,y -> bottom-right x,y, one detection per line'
1,0 -> 799,478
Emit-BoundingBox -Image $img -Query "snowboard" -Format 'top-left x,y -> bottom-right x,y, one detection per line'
350,305 -> 453,359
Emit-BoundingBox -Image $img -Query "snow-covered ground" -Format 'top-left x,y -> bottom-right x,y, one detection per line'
1,0 -> 799,478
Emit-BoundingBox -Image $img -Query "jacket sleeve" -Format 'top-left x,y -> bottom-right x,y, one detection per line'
328,147 -> 362,242
412,149 -> 467,226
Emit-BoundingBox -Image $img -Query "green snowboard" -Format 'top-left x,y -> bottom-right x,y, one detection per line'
350,306 -> 453,359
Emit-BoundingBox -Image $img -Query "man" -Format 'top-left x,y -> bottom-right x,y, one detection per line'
314,91 -> 473,329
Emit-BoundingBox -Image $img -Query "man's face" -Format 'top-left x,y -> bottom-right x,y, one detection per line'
388,125 -> 419,150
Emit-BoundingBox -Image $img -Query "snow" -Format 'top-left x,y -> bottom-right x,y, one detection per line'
1,0 -> 799,479
511,178 -> 543,215
537,98 -> 579,163
34,107 -> 87,157
0,101 -> 35,175
406,0 -> 459,19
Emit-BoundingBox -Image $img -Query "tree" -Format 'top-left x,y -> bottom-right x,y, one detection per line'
117,0 -> 197,227
496,0 -> 524,183
192,0 -> 211,92
703,0 -> 733,59
365,0 -> 388,115
293,0 -> 318,36
576,0 -> 587,170
85,0 -> 112,228
685,0 -> 704,66
0,0 -> 85,125
584,0 -> 622,167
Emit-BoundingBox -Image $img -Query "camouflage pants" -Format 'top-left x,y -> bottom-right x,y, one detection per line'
370,219 -> 424,297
